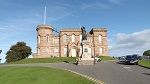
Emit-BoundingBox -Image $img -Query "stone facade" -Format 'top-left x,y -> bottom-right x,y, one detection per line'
35,24 -> 108,58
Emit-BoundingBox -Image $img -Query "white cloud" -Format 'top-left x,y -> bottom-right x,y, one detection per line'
109,29 -> 150,56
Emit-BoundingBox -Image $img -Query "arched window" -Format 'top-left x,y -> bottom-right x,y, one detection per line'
99,35 -> 102,43
72,34 -> 75,42
63,34 -> 67,43
64,48 -> 67,54
46,48 -> 49,54
46,34 -> 49,43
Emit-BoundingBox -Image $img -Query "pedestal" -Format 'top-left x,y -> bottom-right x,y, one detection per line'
77,40 -> 95,65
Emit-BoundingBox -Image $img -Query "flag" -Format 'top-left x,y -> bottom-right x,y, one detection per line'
89,28 -> 93,34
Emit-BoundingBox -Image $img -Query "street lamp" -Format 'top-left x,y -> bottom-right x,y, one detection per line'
0,50 -> 2,63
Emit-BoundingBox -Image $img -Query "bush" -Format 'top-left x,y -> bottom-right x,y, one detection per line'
5,42 -> 32,63
143,50 -> 150,56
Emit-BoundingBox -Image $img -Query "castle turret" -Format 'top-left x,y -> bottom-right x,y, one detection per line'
36,25 -> 53,57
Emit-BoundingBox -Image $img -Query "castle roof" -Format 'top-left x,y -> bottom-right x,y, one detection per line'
36,24 -> 53,31
93,28 -> 107,30
60,28 -> 81,32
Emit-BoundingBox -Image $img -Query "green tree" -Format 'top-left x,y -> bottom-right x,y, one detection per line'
0,50 -> 2,54
5,42 -> 32,62
143,50 -> 150,56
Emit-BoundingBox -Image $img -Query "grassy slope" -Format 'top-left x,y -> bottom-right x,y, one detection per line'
138,60 -> 150,68
9,57 -> 76,64
98,56 -> 115,61
0,67 -> 94,84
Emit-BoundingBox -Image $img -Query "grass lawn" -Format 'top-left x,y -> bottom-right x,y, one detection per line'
9,57 -> 76,64
98,56 -> 115,61
138,60 -> 150,68
0,67 -> 94,84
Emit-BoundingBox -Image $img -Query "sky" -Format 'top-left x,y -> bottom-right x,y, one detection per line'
0,0 -> 150,63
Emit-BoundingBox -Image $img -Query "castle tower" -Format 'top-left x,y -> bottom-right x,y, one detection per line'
36,25 -> 53,58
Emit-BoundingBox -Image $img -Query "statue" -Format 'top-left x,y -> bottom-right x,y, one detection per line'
81,26 -> 87,40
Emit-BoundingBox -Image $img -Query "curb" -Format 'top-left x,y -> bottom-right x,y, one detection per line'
138,64 -> 150,69
65,69 -> 105,84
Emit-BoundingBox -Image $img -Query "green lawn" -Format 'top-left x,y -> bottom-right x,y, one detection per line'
138,60 -> 150,68
9,57 -> 76,64
0,67 -> 94,84
98,56 -> 115,61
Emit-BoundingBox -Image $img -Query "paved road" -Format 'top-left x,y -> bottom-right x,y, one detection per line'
0,61 -> 150,84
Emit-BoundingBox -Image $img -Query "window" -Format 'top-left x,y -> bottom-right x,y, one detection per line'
46,48 -> 49,54
100,47 -> 103,54
64,48 -> 67,54
63,34 -> 67,43
54,48 -> 58,52
46,34 -> 49,43
72,34 -> 75,42
51,48 -> 54,53
99,35 -> 102,43
88,48 -> 91,54
84,48 -> 88,52
53,39 -> 58,44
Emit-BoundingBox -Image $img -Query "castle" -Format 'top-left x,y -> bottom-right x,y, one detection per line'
35,25 -> 108,58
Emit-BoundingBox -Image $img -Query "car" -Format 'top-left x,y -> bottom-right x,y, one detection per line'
95,57 -> 101,62
118,56 -> 126,64
118,54 -> 139,65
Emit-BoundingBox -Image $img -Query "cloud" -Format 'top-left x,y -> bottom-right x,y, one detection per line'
116,29 -> 150,48
109,29 -> 150,56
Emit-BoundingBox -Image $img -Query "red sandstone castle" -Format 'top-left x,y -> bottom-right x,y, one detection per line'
35,25 -> 108,58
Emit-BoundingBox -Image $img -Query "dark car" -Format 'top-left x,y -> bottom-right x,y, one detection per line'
118,54 -> 139,65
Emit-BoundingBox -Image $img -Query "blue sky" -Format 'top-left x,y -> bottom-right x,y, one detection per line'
0,0 -> 150,63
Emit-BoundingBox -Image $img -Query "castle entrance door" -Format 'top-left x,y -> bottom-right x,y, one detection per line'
71,49 -> 76,57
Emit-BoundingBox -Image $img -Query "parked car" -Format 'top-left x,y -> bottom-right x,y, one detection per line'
118,54 -> 139,65
95,57 -> 101,62
118,56 -> 126,64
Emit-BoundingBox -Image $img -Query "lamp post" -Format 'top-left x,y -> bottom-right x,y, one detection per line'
0,50 -> 2,54
0,50 -> 2,63
52,28 -> 60,57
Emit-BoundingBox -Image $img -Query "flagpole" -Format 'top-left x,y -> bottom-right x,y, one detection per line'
44,6 -> 46,25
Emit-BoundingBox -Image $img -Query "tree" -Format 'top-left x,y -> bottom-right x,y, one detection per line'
143,50 -> 150,56
0,50 -> 2,54
5,42 -> 32,62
